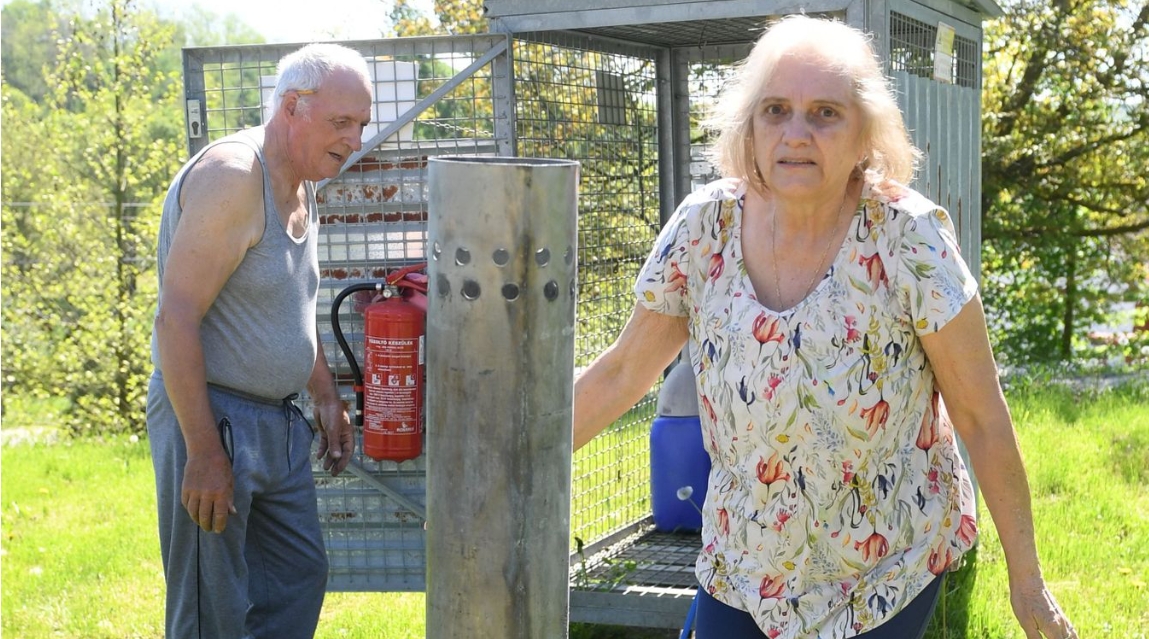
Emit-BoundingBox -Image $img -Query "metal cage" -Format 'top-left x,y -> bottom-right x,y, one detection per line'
179,0 -> 997,627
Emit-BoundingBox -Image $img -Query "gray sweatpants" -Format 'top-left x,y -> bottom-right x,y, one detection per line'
147,372 -> 328,639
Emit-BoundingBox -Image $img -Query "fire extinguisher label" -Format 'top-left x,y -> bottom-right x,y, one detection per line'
364,334 -> 421,435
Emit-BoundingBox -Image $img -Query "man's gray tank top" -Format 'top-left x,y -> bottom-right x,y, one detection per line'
151,127 -> 320,400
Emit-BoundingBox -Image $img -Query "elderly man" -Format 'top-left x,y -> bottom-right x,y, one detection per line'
147,43 -> 370,638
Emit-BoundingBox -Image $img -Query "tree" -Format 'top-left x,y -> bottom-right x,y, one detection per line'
1,82 -> 106,419
174,5 -> 266,47
390,0 -> 486,36
0,0 -> 79,102
1,0 -> 185,433
980,0 -> 1149,365
384,0 -> 681,363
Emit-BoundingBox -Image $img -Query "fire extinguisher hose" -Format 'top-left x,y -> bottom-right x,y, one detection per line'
330,282 -> 382,428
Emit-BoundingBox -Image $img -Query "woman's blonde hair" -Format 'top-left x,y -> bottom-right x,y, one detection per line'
704,15 -> 920,186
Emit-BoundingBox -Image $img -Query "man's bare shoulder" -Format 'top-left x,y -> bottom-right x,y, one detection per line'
184,140 -> 263,193
177,139 -> 265,245
179,138 -> 265,211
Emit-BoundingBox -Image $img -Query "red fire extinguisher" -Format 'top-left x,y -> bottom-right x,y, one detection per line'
331,263 -> 427,462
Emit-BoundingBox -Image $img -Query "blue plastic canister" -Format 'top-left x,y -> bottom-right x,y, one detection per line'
650,359 -> 711,533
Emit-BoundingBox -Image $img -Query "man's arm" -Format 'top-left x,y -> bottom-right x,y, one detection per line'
154,145 -> 264,534
309,339 -> 352,476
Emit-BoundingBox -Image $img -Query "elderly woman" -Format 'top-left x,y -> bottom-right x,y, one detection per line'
574,15 -> 1076,639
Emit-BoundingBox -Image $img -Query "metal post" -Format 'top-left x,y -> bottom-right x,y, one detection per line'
426,156 -> 579,639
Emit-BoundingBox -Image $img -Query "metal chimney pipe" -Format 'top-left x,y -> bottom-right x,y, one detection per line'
426,156 -> 579,639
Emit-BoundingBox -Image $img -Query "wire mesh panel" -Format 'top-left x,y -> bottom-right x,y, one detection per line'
510,32 -> 666,550
183,34 -> 511,591
675,45 -> 753,192
558,44 -> 748,622
320,35 -> 511,591
182,1 -> 989,605
888,8 -> 983,277
889,12 -> 979,89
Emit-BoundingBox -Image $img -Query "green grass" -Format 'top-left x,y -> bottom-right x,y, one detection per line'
2,381 -> 1146,638
0,437 -> 163,638
923,380 -> 1149,639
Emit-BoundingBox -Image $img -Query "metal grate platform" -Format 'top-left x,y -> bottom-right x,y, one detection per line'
569,519 -> 701,629
575,528 -> 700,591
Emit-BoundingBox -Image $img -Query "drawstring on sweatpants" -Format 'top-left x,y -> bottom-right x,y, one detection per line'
204,383 -> 305,471
283,394 -> 300,471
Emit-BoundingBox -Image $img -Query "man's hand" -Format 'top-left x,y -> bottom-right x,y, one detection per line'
181,448 -> 236,533
314,399 -> 353,476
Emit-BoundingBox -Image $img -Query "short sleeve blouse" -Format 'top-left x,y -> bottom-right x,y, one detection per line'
635,177 -> 979,638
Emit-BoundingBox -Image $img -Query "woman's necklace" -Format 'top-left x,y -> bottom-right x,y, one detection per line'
771,194 -> 849,310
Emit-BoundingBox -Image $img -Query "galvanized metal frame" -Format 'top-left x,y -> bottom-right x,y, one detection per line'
183,34 -> 515,593
484,0 -> 992,629
507,29 -> 667,554
180,0 -> 994,626
888,0 -> 986,278
318,39 -> 511,191
488,0 -> 987,274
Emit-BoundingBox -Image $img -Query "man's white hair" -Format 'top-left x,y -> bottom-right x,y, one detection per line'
270,43 -> 371,118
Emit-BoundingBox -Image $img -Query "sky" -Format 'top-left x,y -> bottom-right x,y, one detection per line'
0,0 -> 438,45
140,0 -> 433,44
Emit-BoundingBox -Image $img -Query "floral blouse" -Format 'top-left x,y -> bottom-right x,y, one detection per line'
636,178 -> 979,638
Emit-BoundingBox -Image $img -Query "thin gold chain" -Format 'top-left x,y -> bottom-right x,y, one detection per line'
771,195 -> 848,310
